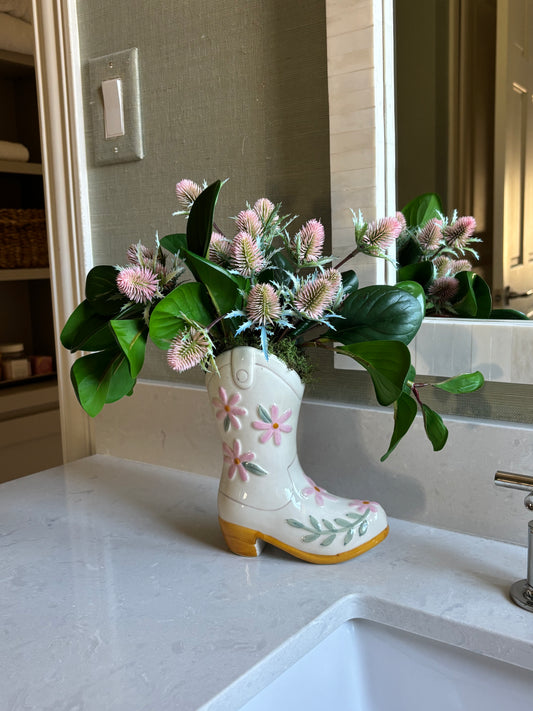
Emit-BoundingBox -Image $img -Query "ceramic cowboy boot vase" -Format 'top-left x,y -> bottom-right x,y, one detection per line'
206,347 -> 389,564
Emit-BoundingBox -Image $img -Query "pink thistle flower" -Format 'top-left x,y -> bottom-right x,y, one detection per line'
230,231 -> 266,276
246,283 -> 282,325
253,198 -> 275,223
433,256 -> 452,278
208,232 -> 232,266
301,476 -> 337,507
442,216 -> 476,248
349,499 -> 380,514
175,179 -> 202,210
223,439 -> 255,482
294,219 -> 325,262
417,218 -> 443,251
166,327 -> 212,373
126,242 -> 154,266
116,266 -> 159,303
360,216 -> 402,255
252,404 -> 292,446
294,275 -> 337,320
212,387 -> 247,430
428,276 -> 460,304
235,209 -> 262,238
448,259 -> 472,276
395,211 -> 407,232
322,267 -> 342,295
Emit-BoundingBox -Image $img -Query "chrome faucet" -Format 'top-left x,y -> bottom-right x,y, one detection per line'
495,471 -> 533,611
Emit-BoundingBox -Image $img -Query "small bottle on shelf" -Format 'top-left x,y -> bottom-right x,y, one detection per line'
0,343 -> 31,380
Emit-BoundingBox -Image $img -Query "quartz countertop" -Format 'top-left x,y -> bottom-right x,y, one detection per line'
2,455 -> 533,710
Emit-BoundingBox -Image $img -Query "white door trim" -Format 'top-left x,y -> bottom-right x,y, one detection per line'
32,0 -> 94,461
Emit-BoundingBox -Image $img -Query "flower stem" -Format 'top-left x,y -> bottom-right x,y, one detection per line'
334,246 -> 361,272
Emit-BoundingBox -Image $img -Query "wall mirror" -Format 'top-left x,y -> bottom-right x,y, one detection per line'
329,0 -> 533,384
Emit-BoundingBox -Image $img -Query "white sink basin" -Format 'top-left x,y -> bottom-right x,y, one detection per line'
241,618 -> 533,711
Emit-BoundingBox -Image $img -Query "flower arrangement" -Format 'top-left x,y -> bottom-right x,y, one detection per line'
397,193 -> 528,320
61,179 -> 484,460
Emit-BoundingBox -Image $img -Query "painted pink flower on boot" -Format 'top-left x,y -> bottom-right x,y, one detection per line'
212,387 -> 247,431
349,499 -> 380,514
223,440 -> 255,482
252,404 -> 292,445
301,476 -> 337,506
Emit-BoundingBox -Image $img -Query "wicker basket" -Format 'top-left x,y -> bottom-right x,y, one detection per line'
0,208 -> 48,269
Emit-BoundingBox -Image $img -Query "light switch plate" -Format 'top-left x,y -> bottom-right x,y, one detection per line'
88,48 -> 143,166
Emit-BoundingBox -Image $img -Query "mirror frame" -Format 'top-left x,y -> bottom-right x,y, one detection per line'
326,0 -> 533,384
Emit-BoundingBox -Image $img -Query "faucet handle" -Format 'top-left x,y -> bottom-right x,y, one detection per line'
494,470 -> 533,493
494,471 -> 533,611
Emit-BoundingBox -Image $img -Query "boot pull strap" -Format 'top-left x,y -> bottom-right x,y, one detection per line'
230,347 -> 255,389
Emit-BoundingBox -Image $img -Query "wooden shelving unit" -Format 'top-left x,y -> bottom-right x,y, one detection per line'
0,43 -> 62,479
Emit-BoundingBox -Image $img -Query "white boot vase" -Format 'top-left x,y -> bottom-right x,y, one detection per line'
206,347 -> 389,564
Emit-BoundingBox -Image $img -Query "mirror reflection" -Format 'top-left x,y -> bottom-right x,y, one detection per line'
394,0 -> 533,317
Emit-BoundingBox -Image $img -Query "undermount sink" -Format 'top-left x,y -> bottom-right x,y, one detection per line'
241,617 -> 533,711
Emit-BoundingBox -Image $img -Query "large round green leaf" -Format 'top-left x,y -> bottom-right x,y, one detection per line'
331,285 -> 423,345
110,319 -> 148,378
61,300 -> 117,352
149,282 -> 214,350
401,192 -> 442,228
70,349 -> 135,417
85,265 -> 127,316
337,340 -> 411,406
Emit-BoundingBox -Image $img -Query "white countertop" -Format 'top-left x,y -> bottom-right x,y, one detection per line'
2,455 -> 533,710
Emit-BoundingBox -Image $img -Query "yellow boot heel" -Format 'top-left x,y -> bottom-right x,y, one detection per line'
218,518 -> 266,557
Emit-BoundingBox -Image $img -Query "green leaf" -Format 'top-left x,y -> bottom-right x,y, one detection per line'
323,519 -> 335,531
309,515 -> 321,532
85,265 -> 127,317
471,274 -> 492,318
344,530 -> 354,546
358,520 -> 369,536
395,280 -> 426,317
334,518 -> 352,527
341,269 -> 359,296
286,519 -> 305,529
160,233 -> 187,254
338,340 -> 411,406
149,282 -> 214,350
320,534 -> 336,547
257,405 -> 271,423
421,404 -> 448,451
380,391 -> 418,462
397,261 -> 434,290
490,308 -> 530,320
110,318 -> 148,378
453,271 -> 478,317
242,461 -> 268,476
329,285 -> 423,346
70,349 -> 136,417
433,371 -> 484,394
183,249 -> 245,320
397,236 -> 424,268
61,300 -> 117,352
303,533 -> 320,543
187,180 -> 222,258
401,192 -> 443,228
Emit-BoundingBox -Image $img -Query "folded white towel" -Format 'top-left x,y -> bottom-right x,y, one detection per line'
0,1 -> 32,24
0,140 -> 30,162
0,12 -> 33,55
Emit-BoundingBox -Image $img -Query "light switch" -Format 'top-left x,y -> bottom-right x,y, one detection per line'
88,48 -> 144,166
101,78 -> 125,138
